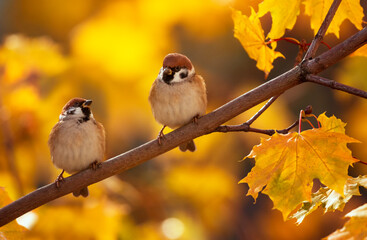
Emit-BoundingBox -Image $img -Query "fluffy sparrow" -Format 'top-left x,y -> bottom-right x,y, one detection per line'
149,53 -> 207,152
48,98 -> 105,197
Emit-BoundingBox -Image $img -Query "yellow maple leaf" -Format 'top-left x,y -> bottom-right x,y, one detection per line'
318,112 -> 346,133
232,8 -> 284,78
304,0 -> 363,38
257,0 -> 302,39
324,203 -> 367,239
291,175 -> 367,224
240,114 -> 359,220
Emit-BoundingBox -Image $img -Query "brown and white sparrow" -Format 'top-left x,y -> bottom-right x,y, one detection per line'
48,98 -> 105,197
149,53 -> 207,152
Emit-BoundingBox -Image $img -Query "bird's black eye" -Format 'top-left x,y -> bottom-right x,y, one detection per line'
179,71 -> 188,79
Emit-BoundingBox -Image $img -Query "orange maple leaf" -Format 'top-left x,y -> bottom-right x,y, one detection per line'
240,114 -> 359,220
232,8 -> 284,78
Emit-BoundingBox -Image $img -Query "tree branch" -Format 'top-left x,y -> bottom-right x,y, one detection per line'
0,69 -> 303,226
214,119 -> 299,136
306,75 -> 367,98
300,27 -> 367,77
214,103 -> 308,136
246,94 -> 280,125
303,0 -> 342,60
214,105 -> 308,136
1,21 -> 367,229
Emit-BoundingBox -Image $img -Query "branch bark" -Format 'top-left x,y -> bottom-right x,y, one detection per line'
306,75 -> 367,98
1,28 -> 367,229
303,27 -> 367,74
214,115 -> 300,136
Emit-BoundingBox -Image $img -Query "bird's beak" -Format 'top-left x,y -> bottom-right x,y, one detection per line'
83,100 -> 93,108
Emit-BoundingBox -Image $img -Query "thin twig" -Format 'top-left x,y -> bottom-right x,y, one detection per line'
246,94 -> 280,125
1,19 -> 367,227
215,124 -> 274,135
277,120 -> 299,134
306,75 -> 367,99
214,119 -> 299,136
214,94 -> 285,135
303,0 -> 342,60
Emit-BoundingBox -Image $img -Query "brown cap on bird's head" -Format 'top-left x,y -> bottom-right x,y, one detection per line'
163,53 -> 193,70
62,98 -> 92,113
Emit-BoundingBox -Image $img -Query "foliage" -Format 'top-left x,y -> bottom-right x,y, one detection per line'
232,0 -> 365,76
240,114 -> 359,220
232,8 -> 284,78
0,0 -> 366,239
291,175 -> 367,224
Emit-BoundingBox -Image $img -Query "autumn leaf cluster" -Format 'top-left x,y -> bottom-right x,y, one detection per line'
0,0 -> 366,239
241,114 -> 359,216
232,0 -> 365,77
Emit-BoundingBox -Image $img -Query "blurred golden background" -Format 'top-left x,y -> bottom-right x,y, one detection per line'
0,0 -> 366,239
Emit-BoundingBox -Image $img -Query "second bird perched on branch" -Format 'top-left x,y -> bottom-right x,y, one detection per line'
149,53 -> 207,152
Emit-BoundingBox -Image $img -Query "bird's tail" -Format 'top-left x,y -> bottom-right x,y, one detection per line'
179,139 -> 196,152
73,187 -> 89,197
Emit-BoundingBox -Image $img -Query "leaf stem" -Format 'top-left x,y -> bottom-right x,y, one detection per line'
298,110 -> 304,133
303,118 -> 315,129
266,37 -> 301,45
266,38 -> 331,50
308,114 -> 321,128
320,41 -> 332,50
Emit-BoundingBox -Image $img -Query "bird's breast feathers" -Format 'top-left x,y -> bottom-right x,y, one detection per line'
49,119 -> 105,173
149,75 -> 207,128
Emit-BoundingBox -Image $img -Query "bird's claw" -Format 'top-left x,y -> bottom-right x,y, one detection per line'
192,115 -> 200,124
157,125 -> 167,145
157,131 -> 166,145
55,170 -> 65,188
90,160 -> 102,170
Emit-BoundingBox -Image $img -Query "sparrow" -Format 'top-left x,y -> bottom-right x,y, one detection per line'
48,98 -> 106,197
149,53 -> 207,152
